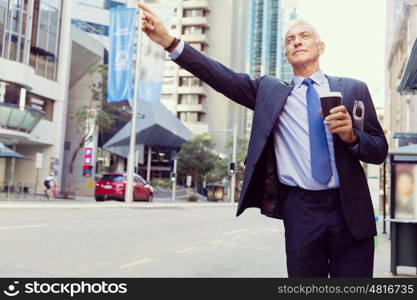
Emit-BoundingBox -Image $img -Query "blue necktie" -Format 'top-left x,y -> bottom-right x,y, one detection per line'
302,78 -> 332,184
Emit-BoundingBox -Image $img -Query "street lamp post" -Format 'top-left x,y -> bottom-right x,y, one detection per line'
125,0 -> 144,203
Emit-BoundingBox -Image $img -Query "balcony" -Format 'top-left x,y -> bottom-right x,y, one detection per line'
181,34 -> 208,44
177,103 -> 207,113
178,86 -> 206,95
182,16 -> 209,27
0,102 -> 44,133
182,0 -> 210,11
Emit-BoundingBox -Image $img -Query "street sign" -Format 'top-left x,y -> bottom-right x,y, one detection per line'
186,175 -> 192,187
82,165 -> 93,177
35,152 -> 43,169
84,147 -> 93,166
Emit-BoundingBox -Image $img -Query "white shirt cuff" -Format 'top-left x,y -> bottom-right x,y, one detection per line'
168,40 -> 185,60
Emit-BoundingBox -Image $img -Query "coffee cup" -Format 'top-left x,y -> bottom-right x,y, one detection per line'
320,92 -> 342,118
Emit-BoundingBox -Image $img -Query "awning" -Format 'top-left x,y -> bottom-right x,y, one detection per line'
103,101 -> 192,158
0,142 -> 29,159
398,38 -> 417,95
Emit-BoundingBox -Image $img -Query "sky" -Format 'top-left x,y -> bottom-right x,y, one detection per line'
292,0 -> 386,107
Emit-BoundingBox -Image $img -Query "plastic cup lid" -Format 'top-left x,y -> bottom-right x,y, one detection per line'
320,91 -> 342,98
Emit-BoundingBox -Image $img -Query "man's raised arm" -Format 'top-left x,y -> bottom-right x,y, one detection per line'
138,3 -> 260,110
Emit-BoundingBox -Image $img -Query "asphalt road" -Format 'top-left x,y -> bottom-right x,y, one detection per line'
0,204 -> 401,277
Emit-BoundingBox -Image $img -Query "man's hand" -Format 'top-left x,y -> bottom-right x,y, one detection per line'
324,105 -> 357,144
138,3 -> 174,48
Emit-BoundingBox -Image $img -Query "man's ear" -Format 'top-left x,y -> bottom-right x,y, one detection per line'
318,41 -> 325,55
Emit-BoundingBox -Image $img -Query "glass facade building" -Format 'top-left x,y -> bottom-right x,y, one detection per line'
247,0 -> 282,78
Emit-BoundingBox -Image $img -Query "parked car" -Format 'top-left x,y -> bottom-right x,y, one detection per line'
95,173 -> 153,202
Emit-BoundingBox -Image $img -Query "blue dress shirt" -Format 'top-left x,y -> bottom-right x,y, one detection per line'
273,70 -> 340,190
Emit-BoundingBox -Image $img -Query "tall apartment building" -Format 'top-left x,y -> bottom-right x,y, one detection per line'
0,0 -> 73,194
159,0 -> 248,155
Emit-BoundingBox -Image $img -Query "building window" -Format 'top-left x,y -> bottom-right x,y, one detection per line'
177,112 -> 188,122
182,25 -> 204,35
0,0 -> 32,64
30,0 -> 62,81
179,77 -> 201,87
183,9 -> 205,18
179,94 -> 199,105
26,92 -> 54,121
0,0 -> 8,56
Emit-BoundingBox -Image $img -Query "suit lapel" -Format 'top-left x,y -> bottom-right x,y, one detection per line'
268,78 -> 294,130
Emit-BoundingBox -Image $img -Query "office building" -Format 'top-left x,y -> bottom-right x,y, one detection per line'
0,0 -> 72,195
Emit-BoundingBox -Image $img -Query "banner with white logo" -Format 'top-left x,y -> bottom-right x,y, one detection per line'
107,8 -> 136,103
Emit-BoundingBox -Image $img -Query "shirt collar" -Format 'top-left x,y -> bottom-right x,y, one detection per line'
292,70 -> 326,89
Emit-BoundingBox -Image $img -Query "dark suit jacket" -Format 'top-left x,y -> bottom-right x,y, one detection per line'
173,43 -> 388,240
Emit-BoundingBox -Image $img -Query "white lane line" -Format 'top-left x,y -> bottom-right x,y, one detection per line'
175,247 -> 196,254
222,229 -> 248,236
233,234 -> 243,239
119,258 -> 153,269
250,230 -> 258,234
0,224 -> 48,231
209,239 -> 224,245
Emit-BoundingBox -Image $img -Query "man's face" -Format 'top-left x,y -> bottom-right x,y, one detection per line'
284,23 -> 325,68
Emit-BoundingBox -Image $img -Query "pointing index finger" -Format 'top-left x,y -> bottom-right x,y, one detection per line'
138,3 -> 157,16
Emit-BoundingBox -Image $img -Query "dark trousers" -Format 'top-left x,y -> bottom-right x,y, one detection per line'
282,184 -> 374,278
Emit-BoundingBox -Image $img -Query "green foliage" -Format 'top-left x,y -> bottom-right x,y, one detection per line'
151,178 -> 172,190
205,155 -> 228,184
177,134 -> 220,185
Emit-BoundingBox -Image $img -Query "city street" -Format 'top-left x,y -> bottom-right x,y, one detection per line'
0,203 -> 401,277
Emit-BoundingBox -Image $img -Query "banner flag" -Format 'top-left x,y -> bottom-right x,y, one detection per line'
107,8 -> 136,103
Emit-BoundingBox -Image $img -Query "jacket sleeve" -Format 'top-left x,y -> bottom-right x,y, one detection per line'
346,82 -> 388,164
172,42 -> 261,110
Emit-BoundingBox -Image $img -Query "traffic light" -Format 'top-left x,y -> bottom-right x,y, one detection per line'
170,172 -> 176,182
228,162 -> 236,176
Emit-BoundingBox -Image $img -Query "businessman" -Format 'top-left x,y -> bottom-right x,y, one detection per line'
139,4 -> 388,277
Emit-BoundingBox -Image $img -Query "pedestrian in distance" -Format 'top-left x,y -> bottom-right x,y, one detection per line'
44,173 -> 56,200
138,4 -> 388,278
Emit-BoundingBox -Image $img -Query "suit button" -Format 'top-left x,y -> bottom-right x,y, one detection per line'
252,161 -> 256,167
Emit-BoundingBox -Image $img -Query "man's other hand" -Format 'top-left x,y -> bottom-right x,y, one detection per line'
324,105 -> 357,144
138,3 -> 174,48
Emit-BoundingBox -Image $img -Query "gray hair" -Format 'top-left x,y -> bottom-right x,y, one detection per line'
285,19 -> 322,42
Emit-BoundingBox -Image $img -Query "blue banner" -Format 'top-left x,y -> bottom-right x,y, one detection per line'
107,8 -> 136,103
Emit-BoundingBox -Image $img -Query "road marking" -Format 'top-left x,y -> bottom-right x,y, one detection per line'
0,224 -> 48,231
119,258 -> 153,269
233,234 -> 243,239
175,247 -> 196,253
222,229 -> 247,236
210,239 -> 223,245
250,230 -> 258,234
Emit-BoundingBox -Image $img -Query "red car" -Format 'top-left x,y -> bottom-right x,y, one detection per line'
95,173 -> 154,202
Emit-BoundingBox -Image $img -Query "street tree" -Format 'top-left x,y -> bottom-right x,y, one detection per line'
177,134 -> 220,193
